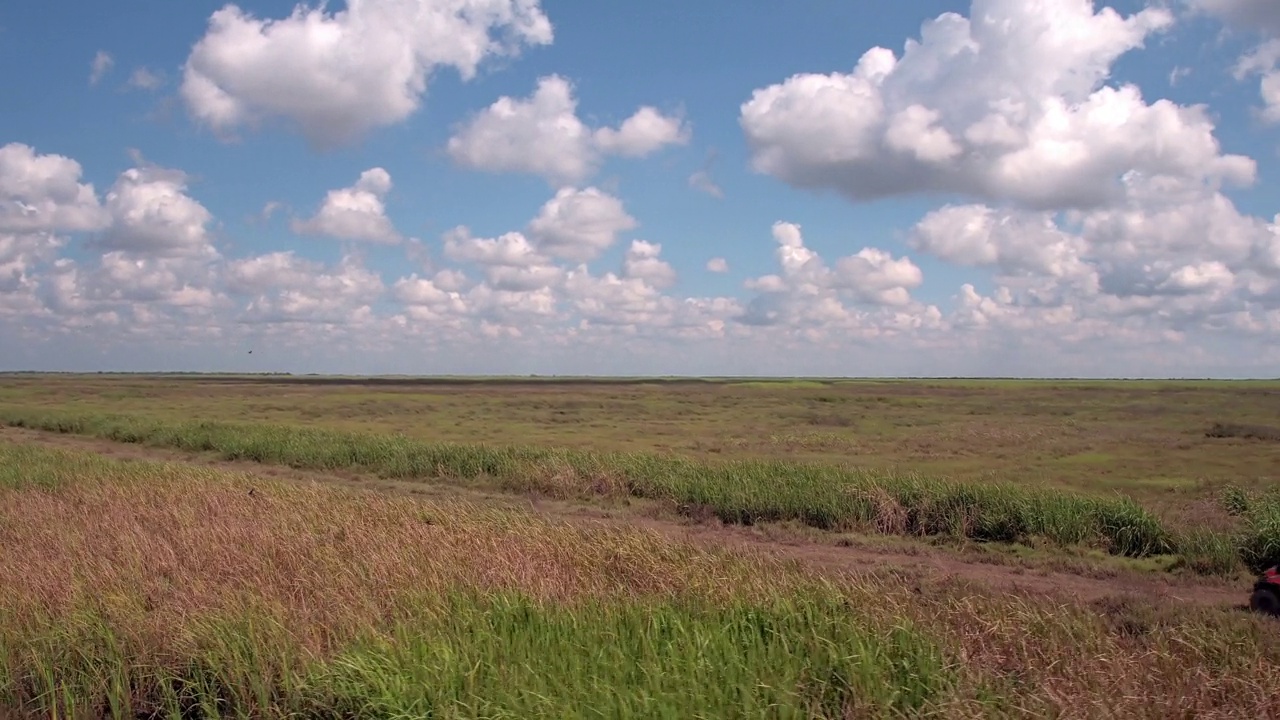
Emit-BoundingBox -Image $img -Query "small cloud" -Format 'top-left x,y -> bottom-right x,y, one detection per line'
623,240 -> 677,289
706,257 -> 729,273
128,66 -> 164,91
1169,66 -> 1191,87
90,51 -> 114,86
688,147 -> 723,198
689,170 -> 723,198
446,75 -> 689,186
244,201 -> 287,228
291,168 -> 402,244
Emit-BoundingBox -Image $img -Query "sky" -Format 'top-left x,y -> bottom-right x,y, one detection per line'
1,0 -> 1279,377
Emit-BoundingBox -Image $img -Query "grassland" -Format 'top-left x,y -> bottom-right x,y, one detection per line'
3,374 -> 1277,499
1,375 -> 1278,576
1,374 -> 1279,717
2,440 -> 1279,718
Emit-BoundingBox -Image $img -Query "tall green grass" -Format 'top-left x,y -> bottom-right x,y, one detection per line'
300,593 -> 951,719
3,593 -> 953,719
0,408 -> 1177,558
1217,485 -> 1280,573
1166,487 -> 1280,576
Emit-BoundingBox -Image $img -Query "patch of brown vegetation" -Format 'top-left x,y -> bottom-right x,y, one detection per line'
1,471 -> 782,660
1206,421 -> 1280,442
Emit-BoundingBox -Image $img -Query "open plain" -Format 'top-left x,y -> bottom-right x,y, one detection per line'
1,373 -> 1279,718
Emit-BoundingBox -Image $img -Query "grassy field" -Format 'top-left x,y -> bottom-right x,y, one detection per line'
1,374 -> 1279,717
2,441 -> 1279,718
1,374 -> 1278,570
2,374 -> 1277,498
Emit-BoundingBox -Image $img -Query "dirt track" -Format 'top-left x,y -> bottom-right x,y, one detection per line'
0,425 -> 1252,611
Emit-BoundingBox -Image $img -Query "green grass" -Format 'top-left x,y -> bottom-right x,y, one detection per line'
5,593 -> 952,719
300,594 -> 950,719
1217,486 -> 1280,573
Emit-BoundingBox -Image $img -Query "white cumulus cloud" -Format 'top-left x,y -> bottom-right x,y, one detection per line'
526,186 -> 637,262
0,232 -> 63,317
741,221 -> 927,328
83,252 -> 226,309
447,75 -> 689,185
5,128 -> 1280,376
911,204 -> 1089,278
228,251 -> 385,324
292,168 -> 402,244
0,144 -> 107,234
592,106 -> 689,157
909,172 -> 1280,339
622,240 -> 676,289
99,165 -> 218,260
181,0 -> 554,147
28,157 -> 231,334
442,227 -> 564,291
739,0 -> 1254,210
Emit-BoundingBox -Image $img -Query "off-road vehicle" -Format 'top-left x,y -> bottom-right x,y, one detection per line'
1250,565 -> 1280,617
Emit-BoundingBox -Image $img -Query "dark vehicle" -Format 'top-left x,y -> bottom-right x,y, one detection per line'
1251,565 -> 1280,617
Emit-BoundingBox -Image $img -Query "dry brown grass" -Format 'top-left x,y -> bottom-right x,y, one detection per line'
1,466 -> 789,656
917,587 -> 1280,718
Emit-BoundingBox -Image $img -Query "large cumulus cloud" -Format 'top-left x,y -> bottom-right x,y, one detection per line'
740,0 -> 1254,210
181,0 -> 554,146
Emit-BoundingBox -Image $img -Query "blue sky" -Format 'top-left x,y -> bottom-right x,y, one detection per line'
1,0 -> 1279,376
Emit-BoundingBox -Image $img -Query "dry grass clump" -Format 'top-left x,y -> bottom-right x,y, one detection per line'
915,586 -> 1280,718
1205,421 -> 1280,442
0,445 -> 786,638
2,441 -> 1280,718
